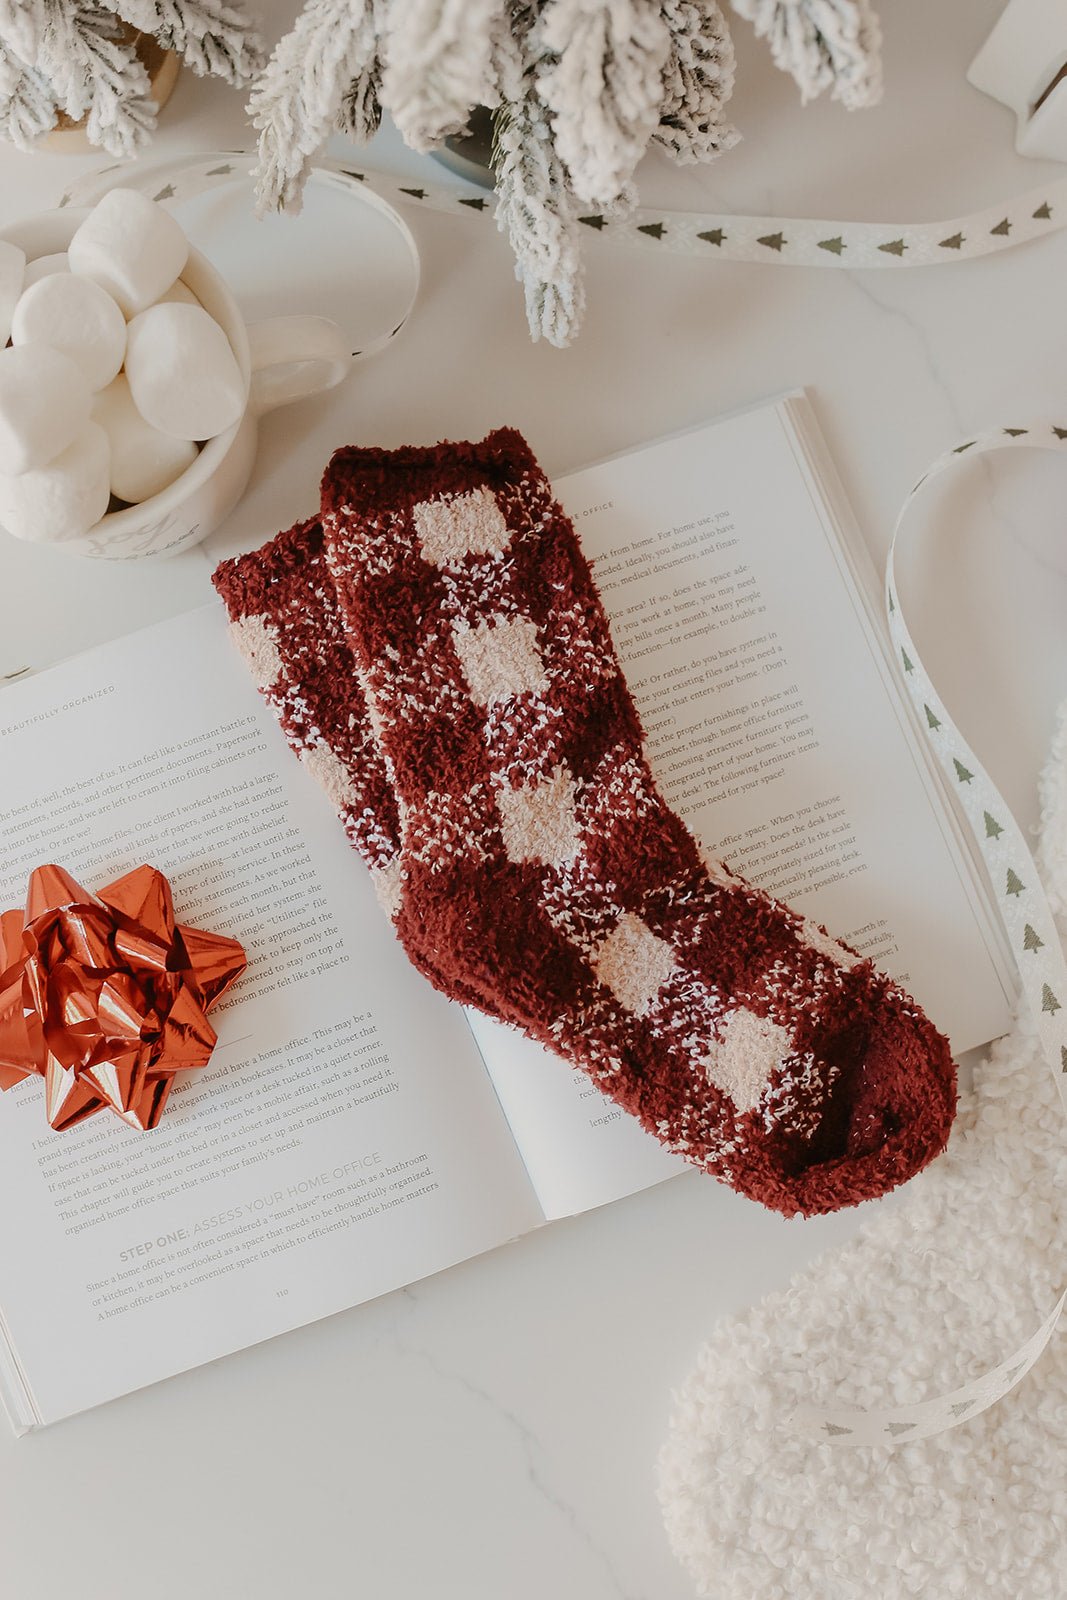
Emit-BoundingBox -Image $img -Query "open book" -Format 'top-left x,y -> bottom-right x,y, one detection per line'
0,393 -> 1013,1430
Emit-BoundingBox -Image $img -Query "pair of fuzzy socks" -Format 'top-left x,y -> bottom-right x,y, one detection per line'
212,428 -> 956,1218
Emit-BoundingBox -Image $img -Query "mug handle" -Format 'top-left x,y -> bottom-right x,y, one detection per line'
245,315 -> 352,417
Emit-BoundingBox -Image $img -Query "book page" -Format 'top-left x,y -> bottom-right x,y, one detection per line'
464,1012 -> 686,1221
471,396 -> 1013,1222
0,607 -> 542,1428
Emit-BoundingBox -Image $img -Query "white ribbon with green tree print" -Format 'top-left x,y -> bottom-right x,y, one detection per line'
60,151 -> 1067,277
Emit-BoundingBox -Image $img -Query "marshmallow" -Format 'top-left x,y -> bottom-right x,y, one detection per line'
68,189 -> 189,318
158,277 -> 201,308
93,374 -> 198,503
12,272 -> 127,392
0,422 -> 110,543
0,345 -> 92,475
22,251 -> 69,288
0,239 -> 25,344
125,303 -> 245,441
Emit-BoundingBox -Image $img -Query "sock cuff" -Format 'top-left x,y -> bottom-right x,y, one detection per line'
211,516 -> 323,619
320,428 -> 542,524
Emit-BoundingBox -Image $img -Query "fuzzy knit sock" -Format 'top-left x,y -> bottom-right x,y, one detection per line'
212,517 -> 507,1018
300,427 -> 957,1217
214,517 -> 400,881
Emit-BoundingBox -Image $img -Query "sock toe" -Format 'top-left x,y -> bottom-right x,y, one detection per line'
735,979 -> 957,1216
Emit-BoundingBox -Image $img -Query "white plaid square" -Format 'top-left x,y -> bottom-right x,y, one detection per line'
451,614 -> 548,707
300,740 -> 357,807
229,614 -> 283,690
702,1008 -> 791,1112
592,913 -> 677,1016
413,487 -> 512,566
495,765 -> 580,867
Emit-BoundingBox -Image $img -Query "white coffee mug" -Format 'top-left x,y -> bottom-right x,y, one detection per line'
0,208 -> 352,560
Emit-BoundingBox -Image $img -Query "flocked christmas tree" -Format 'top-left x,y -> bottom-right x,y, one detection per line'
250,0 -> 882,345
0,1 -> 883,346
0,1 -> 263,154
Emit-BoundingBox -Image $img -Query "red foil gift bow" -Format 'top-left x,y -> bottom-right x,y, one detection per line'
0,864 -> 246,1131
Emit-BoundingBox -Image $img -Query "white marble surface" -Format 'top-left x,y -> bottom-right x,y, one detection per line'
0,2 -> 1065,1595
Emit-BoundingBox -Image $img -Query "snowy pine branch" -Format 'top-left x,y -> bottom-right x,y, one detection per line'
0,2 -> 37,64
380,0 -> 504,152
490,4 -> 585,347
110,0 -> 264,85
730,0 -> 882,107
250,0 -> 380,214
39,3 -> 157,155
536,0 -> 672,207
0,48 -> 57,148
0,0 -> 262,155
654,0 -> 739,163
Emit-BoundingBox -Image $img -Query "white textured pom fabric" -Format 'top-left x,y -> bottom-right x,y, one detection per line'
658,704 -> 1067,1598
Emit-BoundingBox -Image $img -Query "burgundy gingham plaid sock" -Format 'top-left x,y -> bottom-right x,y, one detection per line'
215,429 -> 956,1217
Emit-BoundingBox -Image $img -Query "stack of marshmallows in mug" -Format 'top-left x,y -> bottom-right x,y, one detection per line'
0,189 -> 245,544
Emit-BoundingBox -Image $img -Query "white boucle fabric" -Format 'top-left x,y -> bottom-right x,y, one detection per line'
658,705 -> 1067,1599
